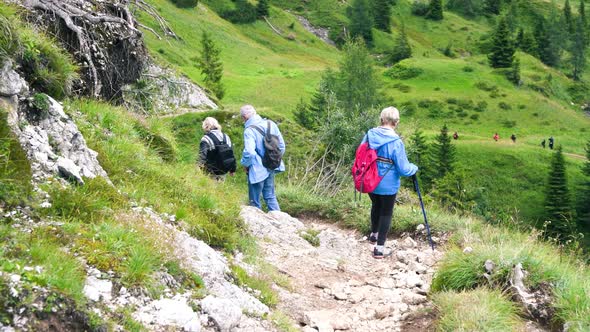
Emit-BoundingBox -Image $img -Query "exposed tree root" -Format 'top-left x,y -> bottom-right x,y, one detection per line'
16,0 -> 177,99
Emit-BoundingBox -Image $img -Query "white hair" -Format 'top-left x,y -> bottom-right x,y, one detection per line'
380,107 -> 400,126
240,104 -> 256,119
202,117 -> 221,132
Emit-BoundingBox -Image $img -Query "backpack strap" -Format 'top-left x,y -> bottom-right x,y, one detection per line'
206,132 -> 223,146
248,125 -> 265,137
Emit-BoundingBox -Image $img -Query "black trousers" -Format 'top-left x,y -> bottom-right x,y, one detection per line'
369,193 -> 397,246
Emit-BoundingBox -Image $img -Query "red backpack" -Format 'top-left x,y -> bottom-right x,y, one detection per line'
351,139 -> 395,194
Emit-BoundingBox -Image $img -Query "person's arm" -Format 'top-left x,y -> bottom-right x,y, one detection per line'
198,137 -> 210,167
392,140 -> 418,177
240,128 -> 257,168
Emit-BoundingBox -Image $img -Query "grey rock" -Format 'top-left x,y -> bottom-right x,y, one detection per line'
123,64 -> 217,115
201,296 -> 242,332
0,61 -> 28,96
83,273 -> 112,302
57,157 -> 84,185
296,16 -> 335,46
5,95 -> 109,185
134,294 -> 201,332
484,259 -> 495,274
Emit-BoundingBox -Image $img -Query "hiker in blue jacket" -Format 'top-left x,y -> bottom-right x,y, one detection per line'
240,105 -> 286,211
362,107 -> 418,258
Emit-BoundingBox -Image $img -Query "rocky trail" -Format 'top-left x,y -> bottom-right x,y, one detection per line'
241,207 -> 445,332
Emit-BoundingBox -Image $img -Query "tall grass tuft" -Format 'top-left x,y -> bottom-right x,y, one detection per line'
433,288 -> 524,331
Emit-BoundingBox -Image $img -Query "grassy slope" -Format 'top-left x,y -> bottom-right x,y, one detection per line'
136,2 -> 590,329
138,0 -> 589,223
138,0 -> 338,113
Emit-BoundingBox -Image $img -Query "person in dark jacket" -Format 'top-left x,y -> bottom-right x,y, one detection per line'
198,117 -> 233,180
548,136 -> 554,150
361,107 -> 418,259
541,139 -> 546,148
510,134 -> 516,143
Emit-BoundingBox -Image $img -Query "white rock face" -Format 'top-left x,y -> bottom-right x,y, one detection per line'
83,268 -> 113,302
123,64 -> 217,115
131,207 -> 270,331
134,294 -> 201,332
3,88 -> 108,184
0,61 -> 28,96
201,296 -> 242,332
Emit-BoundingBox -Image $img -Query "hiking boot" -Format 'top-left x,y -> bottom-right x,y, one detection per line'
368,233 -> 378,244
373,247 -> 393,259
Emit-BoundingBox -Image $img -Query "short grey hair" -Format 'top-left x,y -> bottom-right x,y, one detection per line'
380,106 -> 400,126
202,117 -> 221,132
240,104 -> 256,119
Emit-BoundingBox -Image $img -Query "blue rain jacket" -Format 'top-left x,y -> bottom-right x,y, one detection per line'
241,115 -> 286,184
361,127 -> 418,195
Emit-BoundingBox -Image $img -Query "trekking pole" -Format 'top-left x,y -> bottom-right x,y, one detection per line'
412,174 -> 435,251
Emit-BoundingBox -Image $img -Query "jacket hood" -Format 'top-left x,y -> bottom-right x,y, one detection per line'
367,127 -> 399,149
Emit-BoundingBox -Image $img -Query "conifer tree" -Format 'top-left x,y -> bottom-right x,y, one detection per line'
564,0 -> 574,33
389,23 -> 412,64
196,32 -> 225,99
518,29 -> 537,55
336,38 -> 378,113
408,130 -> 432,188
571,17 -> 587,80
535,18 -> 561,66
426,0 -> 444,20
348,0 -> 374,47
256,0 -> 270,18
576,140 -> 590,232
581,0 -> 587,28
298,70 -> 337,128
544,145 -> 574,237
373,0 -> 392,32
409,130 -> 428,168
430,124 -> 456,180
483,0 -> 501,15
488,16 -> 515,68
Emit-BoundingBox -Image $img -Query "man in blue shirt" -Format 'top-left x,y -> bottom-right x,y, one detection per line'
240,105 -> 286,211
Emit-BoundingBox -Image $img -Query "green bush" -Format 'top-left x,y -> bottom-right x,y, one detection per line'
384,63 -> 424,80
222,0 -> 258,24
498,102 -> 512,110
411,1 -> 429,16
169,0 -> 198,8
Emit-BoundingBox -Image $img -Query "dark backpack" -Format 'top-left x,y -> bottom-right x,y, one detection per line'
205,133 -> 237,175
250,120 -> 283,170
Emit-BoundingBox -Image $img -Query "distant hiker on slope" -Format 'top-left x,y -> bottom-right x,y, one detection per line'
240,105 -> 286,211
511,134 -> 516,143
548,136 -> 554,150
493,133 -> 499,142
360,107 -> 418,259
541,139 -> 546,148
453,131 -> 459,140
199,117 -> 236,180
